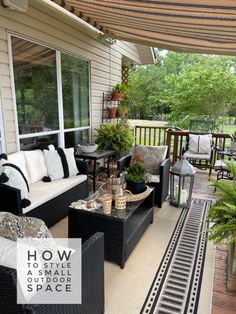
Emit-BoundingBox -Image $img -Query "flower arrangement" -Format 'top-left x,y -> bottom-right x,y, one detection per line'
124,154 -> 147,182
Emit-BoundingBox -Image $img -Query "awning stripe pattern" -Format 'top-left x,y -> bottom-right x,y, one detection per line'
51,0 -> 236,55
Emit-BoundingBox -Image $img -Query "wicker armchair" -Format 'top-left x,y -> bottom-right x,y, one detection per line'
0,232 -> 104,314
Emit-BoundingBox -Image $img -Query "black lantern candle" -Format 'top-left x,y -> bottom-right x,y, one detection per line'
169,158 -> 196,208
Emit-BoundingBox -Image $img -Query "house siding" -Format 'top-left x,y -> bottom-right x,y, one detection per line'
0,1 -> 145,153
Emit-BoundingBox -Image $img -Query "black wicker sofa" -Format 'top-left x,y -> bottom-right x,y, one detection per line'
0,232 -> 104,314
0,150 -> 89,227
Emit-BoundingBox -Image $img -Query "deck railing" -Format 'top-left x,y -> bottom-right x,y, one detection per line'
134,125 -> 232,165
134,125 -> 169,146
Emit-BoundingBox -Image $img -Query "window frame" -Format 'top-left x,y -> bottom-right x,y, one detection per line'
0,90 -> 6,153
8,33 -> 91,150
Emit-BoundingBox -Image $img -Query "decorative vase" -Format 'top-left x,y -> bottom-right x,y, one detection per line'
111,92 -> 124,101
126,179 -> 146,195
230,141 -> 236,151
118,107 -> 128,119
108,107 -> 117,118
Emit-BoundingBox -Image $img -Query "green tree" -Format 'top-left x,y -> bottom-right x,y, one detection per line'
168,62 -> 236,129
127,63 -> 169,119
128,51 -> 236,127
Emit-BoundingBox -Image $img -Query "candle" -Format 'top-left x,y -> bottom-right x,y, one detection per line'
175,186 -> 187,203
180,189 -> 187,203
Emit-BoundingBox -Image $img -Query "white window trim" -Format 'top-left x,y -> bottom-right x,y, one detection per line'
0,75 -> 6,153
8,33 -> 91,149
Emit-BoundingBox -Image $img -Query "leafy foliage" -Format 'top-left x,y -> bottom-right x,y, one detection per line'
95,121 -> 133,154
124,154 -> 147,182
127,51 -> 236,127
206,162 -> 236,246
112,83 -> 128,95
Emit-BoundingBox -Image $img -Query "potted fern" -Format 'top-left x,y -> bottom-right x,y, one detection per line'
230,131 -> 236,151
207,161 -> 236,291
95,121 -> 133,158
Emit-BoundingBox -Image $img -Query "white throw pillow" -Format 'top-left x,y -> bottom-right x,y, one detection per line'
43,149 -> 64,181
7,151 -> 30,183
63,148 -> 78,176
189,134 -> 212,155
0,163 -> 31,208
24,150 -> 48,183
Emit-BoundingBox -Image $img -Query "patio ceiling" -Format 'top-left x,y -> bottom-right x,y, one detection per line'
51,0 -> 236,55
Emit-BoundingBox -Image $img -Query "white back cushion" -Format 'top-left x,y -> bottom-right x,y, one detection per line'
189,134 -> 212,155
7,151 -> 29,182
43,149 -> 64,181
24,150 -> 47,183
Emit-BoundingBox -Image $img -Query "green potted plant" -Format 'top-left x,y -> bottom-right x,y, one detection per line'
95,121 -> 133,158
124,153 -> 147,194
111,83 -> 128,101
117,101 -> 128,119
207,161 -> 236,291
230,131 -> 236,151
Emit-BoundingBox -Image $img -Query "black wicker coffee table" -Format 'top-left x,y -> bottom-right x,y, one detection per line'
68,188 -> 154,268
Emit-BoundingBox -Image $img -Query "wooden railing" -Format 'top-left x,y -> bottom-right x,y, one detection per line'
134,126 -> 169,146
134,125 -> 232,165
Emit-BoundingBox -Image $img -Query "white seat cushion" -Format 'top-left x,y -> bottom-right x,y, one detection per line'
149,174 -> 160,183
24,174 -> 87,214
183,151 -> 211,160
24,150 -> 48,183
214,160 -> 227,170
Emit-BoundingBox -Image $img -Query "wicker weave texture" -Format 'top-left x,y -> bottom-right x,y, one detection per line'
0,232 -> 104,314
69,191 -> 154,268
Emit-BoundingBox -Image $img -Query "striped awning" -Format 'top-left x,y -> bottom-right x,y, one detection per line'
51,0 -> 236,55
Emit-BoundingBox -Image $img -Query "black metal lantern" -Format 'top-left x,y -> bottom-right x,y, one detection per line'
169,158 -> 196,208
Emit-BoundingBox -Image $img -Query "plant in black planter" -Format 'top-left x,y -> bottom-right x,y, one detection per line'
124,153 -> 147,194
95,121 -> 133,159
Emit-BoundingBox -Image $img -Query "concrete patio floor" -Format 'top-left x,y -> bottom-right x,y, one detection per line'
50,169 -> 236,314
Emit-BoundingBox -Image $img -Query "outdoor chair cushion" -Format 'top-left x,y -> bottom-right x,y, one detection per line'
24,174 -> 87,214
24,150 -> 48,183
148,174 -> 160,183
183,151 -> 211,160
189,134 -> 212,155
7,151 -> 30,182
133,144 -> 168,174
214,160 -> 227,171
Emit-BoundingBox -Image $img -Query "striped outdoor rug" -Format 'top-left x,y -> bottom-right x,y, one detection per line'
141,198 -> 211,314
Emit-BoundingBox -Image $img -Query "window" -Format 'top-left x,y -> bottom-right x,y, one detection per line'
61,53 -> 90,129
11,36 -> 90,150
